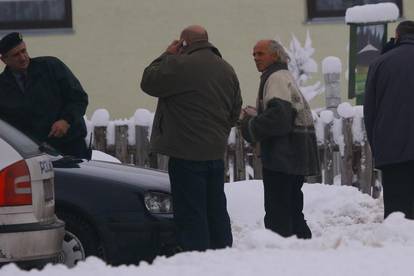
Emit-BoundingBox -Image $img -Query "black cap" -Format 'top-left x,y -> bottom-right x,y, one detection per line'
0,32 -> 24,56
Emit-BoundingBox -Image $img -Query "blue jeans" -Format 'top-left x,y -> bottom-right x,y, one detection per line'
168,158 -> 233,251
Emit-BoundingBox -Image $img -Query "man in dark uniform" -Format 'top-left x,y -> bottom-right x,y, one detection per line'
0,32 -> 90,158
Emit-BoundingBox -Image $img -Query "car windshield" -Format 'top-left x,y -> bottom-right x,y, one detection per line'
0,119 -> 42,158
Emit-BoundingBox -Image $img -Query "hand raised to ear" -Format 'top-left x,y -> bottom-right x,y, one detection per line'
166,40 -> 182,55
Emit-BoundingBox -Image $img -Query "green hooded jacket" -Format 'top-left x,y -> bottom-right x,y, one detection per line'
141,41 -> 242,161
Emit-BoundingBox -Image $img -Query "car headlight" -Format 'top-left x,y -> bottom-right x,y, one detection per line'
144,191 -> 173,214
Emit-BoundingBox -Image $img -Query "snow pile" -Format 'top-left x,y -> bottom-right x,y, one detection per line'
354,105 -> 364,118
90,108 -> 110,127
134,109 -> 153,127
319,110 -> 334,124
337,102 -> 355,119
91,150 -> 121,163
4,181 -> 414,275
322,56 -> 342,74
345,3 -> 399,24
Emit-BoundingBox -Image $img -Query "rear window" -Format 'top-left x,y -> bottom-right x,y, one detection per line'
0,119 -> 42,158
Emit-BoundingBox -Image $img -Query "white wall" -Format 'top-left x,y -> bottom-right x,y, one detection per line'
1,0 -> 412,118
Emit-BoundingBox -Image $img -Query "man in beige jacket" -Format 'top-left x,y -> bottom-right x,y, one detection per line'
240,40 -> 319,239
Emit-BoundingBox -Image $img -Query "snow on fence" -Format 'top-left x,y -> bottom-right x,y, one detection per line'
314,103 -> 380,198
86,109 -> 260,183
85,54 -> 383,197
86,103 -> 380,198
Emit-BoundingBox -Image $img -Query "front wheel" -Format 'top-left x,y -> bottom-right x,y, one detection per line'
57,211 -> 105,267
60,230 -> 86,268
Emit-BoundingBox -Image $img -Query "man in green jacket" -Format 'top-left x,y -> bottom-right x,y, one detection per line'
0,32 -> 90,159
141,25 -> 242,251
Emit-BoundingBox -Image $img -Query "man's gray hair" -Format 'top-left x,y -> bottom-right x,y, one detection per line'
268,40 -> 290,64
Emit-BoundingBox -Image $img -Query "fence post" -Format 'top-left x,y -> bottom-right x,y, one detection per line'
149,153 -> 158,169
252,144 -> 262,180
341,117 -> 354,186
224,146 -> 230,182
323,57 -> 342,115
234,127 -> 246,181
93,126 -> 107,152
135,125 -> 150,167
323,122 -> 334,185
306,114 -> 323,184
323,57 -> 342,182
157,154 -> 169,171
372,169 -> 381,199
115,124 -> 129,163
359,119 -> 374,195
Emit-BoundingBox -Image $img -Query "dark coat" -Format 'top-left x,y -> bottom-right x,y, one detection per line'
241,63 -> 320,176
364,34 -> 414,168
141,41 -> 242,161
0,56 -> 88,149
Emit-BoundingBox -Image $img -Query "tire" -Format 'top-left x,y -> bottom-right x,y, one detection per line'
57,211 -> 105,267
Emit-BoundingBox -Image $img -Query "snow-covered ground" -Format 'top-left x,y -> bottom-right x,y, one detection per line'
3,180 -> 414,275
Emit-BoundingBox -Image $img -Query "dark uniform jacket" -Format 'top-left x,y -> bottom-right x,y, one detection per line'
241,62 -> 320,176
364,34 -> 414,168
141,41 -> 242,161
0,56 -> 88,150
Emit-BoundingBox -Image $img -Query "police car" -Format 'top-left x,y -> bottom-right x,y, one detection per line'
0,118 -> 177,268
0,119 -> 64,269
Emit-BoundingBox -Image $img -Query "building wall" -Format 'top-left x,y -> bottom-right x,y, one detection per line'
1,0 -> 413,118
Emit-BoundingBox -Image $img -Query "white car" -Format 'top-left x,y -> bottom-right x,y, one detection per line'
0,119 -> 64,269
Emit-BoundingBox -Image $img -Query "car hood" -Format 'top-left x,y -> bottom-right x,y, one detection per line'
54,159 -> 171,193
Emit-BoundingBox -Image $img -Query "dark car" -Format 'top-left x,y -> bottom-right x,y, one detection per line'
0,117 -> 177,268
53,157 -> 177,267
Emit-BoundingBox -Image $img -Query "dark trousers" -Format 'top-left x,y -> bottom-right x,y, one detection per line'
381,161 -> 414,219
168,158 -> 233,252
262,168 -> 312,239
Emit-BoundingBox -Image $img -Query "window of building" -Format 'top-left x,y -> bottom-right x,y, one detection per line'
307,0 -> 403,22
0,0 -> 72,30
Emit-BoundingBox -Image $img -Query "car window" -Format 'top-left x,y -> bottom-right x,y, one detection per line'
0,119 -> 42,158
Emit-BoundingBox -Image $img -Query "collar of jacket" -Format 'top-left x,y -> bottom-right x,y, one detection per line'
4,64 -> 23,79
257,62 -> 288,114
181,41 -> 222,58
4,58 -> 42,80
2,64 -> 25,88
398,34 -> 414,45
260,62 -> 288,83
